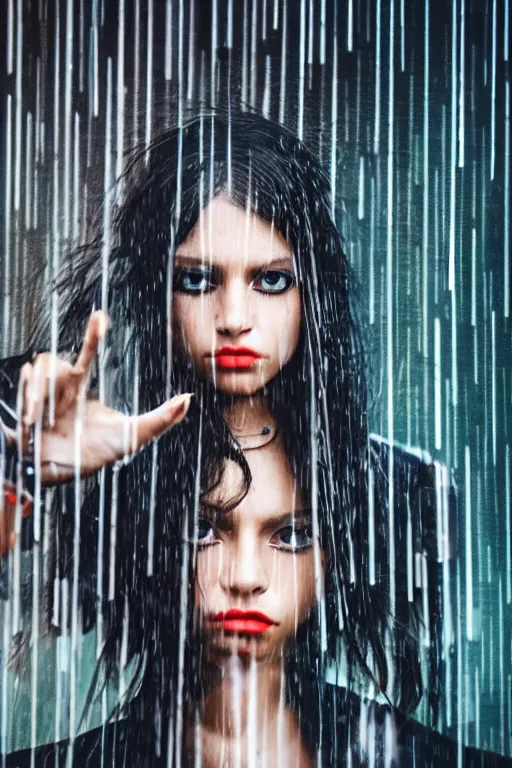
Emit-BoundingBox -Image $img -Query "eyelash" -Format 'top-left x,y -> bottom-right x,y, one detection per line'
173,268 -> 296,296
193,519 -> 313,554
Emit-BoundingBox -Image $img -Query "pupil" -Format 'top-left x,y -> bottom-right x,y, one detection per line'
198,520 -> 211,538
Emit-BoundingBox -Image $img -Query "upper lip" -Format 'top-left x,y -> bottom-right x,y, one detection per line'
211,609 -> 274,624
213,346 -> 262,358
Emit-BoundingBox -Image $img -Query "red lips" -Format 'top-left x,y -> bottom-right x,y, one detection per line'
214,346 -> 262,369
211,609 -> 274,634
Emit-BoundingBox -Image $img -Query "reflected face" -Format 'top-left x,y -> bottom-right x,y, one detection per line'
194,448 -> 324,662
172,195 -> 302,396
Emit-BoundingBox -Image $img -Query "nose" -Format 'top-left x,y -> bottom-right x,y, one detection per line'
220,535 -> 269,597
215,280 -> 253,338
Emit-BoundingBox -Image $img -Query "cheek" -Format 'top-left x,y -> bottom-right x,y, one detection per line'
277,293 -> 302,360
273,551 -> 319,625
194,547 -> 222,610
172,298 -> 209,358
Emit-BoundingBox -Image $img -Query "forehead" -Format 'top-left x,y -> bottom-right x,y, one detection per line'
175,194 -> 292,268
203,453 -> 307,526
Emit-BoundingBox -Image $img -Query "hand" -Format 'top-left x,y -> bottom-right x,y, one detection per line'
17,310 -> 192,486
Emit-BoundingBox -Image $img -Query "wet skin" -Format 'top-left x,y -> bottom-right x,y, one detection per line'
195,436 -> 324,664
172,194 -> 302,397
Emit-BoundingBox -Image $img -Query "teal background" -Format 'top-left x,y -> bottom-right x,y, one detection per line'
0,0 -> 510,756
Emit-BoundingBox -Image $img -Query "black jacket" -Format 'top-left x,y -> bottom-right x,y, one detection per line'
4,686 -> 512,767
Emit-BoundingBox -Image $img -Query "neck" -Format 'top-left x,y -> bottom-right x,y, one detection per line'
199,656 -> 286,738
221,394 -> 276,436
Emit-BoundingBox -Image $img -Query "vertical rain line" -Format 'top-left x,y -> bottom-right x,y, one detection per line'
422,0 -> 429,362
347,0 -> 353,51
330,2 -> 338,218
448,0 -> 457,291
13,0 -> 22,215
506,444 -> 511,604
434,317 -> 442,450
369,176 -> 376,324
145,0 -> 154,151
465,445 -> 473,640
504,78 -> 510,318
505,0 -> 510,61
471,226 -> 476,327
72,113 -> 80,244
307,0 -> 314,90
373,0 -> 381,155
50,1 -> 62,427
63,0 -> 74,242
490,0 -> 496,180
400,0 -> 405,71
319,0 -> 326,64
132,0 -> 141,146
7,0 -> 14,74
29,421 -> 43,768
499,578 -> 505,753
491,310 -> 496,467
211,0 -> 218,107
187,0 -> 196,102
101,59 -> 113,315
458,0 -> 465,167
297,0 -> 306,139
2,96 -> 12,356
67,420 -> 84,764
92,0 -> 99,116
368,464 -> 375,585
241,0 -> 249,107
25,113 -> 33,231
165,0 -> 172,81
116,0 -> 126,187
386,0 -> 396,615
95,466 -> 107,725
278,0 -> 287,123
147,442 -> 158,577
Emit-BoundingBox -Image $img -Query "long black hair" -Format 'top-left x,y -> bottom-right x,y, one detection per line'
33,110 -> 426,761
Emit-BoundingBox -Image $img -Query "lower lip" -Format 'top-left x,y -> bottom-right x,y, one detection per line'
215,355 -> 260,369
213,619 -> 272,634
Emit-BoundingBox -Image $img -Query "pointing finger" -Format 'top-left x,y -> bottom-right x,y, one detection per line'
127,393 -> 193,455
74,311 -> 110,378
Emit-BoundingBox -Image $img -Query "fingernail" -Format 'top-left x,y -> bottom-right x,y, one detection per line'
169,393 -> 193,419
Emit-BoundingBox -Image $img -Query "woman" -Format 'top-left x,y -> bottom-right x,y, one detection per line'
1,110 -> 435,765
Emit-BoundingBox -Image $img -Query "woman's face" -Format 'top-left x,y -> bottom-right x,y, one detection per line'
194,446 -> 324,662
172,195 -> 302,396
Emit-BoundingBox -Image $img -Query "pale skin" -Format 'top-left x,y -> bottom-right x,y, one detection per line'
1,196 -> 321,765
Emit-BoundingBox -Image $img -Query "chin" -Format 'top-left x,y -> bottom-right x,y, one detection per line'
203,633 -> 287,665
213,374 -> 270,397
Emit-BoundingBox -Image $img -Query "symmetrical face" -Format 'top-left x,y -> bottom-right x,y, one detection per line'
172,194 -> 302,396
194,445 -> 324,662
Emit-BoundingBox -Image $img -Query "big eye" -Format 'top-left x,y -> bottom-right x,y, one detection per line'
173,267 -> 216,294
253,270 -> 295,294
270,524 -> 313,553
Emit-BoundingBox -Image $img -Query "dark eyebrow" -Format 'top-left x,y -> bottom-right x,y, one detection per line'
173,254 -> 294,268
262,509 -> 312,532
197,504 -> 311,529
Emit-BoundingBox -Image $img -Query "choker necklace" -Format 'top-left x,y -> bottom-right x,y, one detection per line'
232,424 -> 278,451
